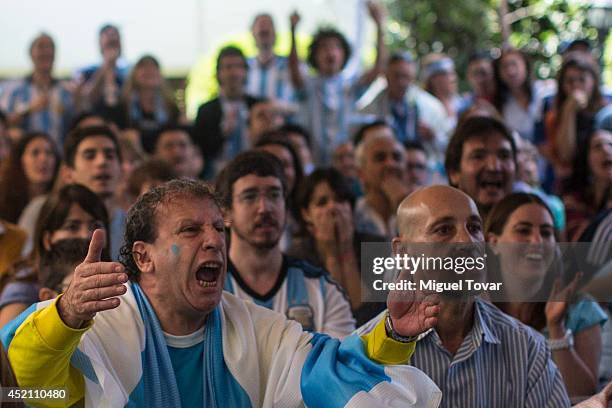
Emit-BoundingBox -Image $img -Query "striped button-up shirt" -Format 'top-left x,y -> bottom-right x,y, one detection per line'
411,298 -> 570,408
0,77 -> 74,146
298,73 -> 367,165
246,55 -> 296,103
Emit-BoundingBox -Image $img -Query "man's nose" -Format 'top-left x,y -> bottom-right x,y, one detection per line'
202,228 -> 225,251
455,225 -> 477,244
485,154 -> 501,170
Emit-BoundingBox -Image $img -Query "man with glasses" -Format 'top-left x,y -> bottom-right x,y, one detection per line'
216,151 -> 355,337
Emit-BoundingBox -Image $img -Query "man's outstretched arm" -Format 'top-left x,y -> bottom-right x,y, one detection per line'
8,297 -> 89,407
8,230 -> 128,407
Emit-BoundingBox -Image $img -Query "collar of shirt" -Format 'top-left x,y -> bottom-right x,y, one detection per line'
219,94 -> 246,111
255,54 -> 278,69
25,74 -> 59,87
163,326 -> 205,348
420,298 -> 501,364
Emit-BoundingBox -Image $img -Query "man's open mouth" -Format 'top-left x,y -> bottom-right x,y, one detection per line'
93,174 -> 112,182
195,261 -> 222,288
478,173 -> 505,191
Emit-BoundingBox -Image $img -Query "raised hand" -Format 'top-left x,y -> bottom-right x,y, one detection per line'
333,205 -> 354,254
290,11 -> 301,31
57,229 -> 128,329
102,46 -> 120,67
545,273 -> 581,336
380,172 -> 410,209
366,1 -> 385,26
312,208 -> 339,257
571,89 -> 588,110
387,288 -> 440,338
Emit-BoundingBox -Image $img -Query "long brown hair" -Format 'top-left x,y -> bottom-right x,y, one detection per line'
0,132 -> 59,223
493,48 -> 533,113
554,55 -> 604,115
485,192 -> 561,329
122,55 -> 177,120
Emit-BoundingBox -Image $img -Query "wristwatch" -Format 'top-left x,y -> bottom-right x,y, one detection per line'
547,329 -> 574,351
384,311 -> 419,343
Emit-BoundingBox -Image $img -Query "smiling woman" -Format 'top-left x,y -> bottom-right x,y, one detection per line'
486,192 -> 608,398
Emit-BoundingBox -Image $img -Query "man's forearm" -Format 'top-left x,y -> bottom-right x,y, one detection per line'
7,298 -> 88,407
361,315 -> 416,365
289,27 -> 304,90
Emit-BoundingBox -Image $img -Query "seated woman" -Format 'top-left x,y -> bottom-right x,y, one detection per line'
486,192 -> 608,398
562,128 -> 612,241
0,184 -> 109,328
287,167 -> 386,325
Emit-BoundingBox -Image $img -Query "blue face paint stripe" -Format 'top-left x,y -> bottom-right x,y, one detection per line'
171,244 -> 180,256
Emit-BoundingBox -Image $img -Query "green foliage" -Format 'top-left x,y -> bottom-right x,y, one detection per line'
385,0 -> 606,87
385,0 -> 501,86
504,0 -> 598,79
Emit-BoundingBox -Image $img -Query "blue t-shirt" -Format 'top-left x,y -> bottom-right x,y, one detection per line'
542,296 -> 608,339
565,298 -> 608,334
166,329 -> 205,408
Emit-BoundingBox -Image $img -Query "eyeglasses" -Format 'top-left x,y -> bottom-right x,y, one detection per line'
235,188 -> 284,205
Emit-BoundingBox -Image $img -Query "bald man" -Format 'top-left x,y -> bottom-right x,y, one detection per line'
354,123 -> 410,239
362,185 -> 570,407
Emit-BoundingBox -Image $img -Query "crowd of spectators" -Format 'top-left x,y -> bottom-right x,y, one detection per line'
0,4 -> 611,406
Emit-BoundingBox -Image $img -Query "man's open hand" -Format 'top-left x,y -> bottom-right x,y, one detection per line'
387,283 -> 440,338
57,229 -> 128,329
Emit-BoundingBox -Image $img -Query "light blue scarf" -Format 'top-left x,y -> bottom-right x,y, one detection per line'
131,283 -> 251,408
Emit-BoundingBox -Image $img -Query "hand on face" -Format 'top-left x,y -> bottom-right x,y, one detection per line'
333,204 -> 354,251
102,46 -> 120,66
311,208 -> 337,248
57,229 -> 128,329
570,89 -> 589,110
311,206 -> 354,256
387,276 -> 440,337
380,171 -> 410,208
